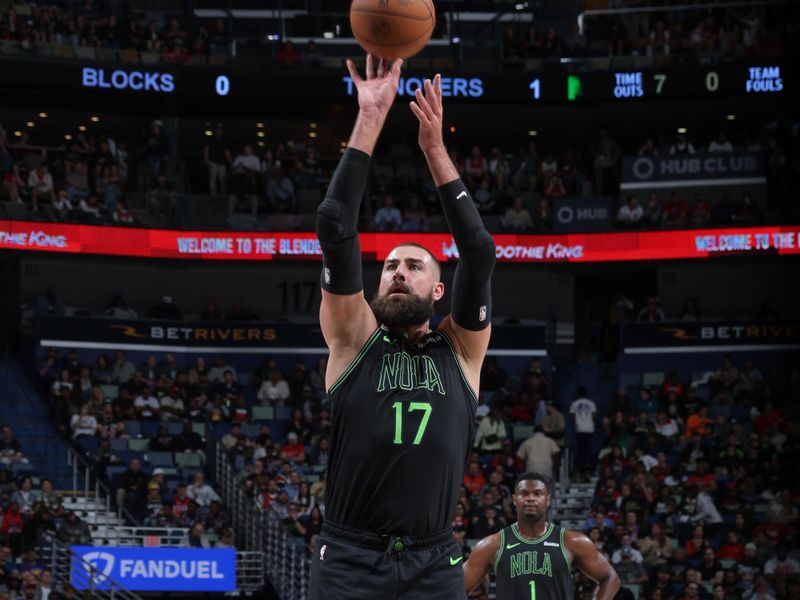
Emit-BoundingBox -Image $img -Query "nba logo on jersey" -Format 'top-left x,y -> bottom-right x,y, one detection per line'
320,545 -> 328,561
479,305 -> 487,322
324,268 -> 331,285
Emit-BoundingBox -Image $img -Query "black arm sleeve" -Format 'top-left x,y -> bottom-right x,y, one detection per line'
316,148 -> 371,295
438,179 -> 496,331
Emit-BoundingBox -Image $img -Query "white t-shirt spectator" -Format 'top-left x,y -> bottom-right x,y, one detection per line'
611,546 -> 644,564
70,414 -> 98,438
232,153 -> 260,173
656,418 -> 680,438
764,556 -> 800,575
570,397 -> 597,433
372,206 -> 403,231
159,395 -> 185,419
708,139 -> 734,153
187,482 -> 221,507
27,169 -> 54,192
134,394 -> 160,418
638,453 -> 658,472
617,203 -> 644,225
257,380 -> 290,403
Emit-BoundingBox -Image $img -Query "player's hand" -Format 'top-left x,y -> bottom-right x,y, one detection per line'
410,74 -> 444,153
346,54 -> 403,119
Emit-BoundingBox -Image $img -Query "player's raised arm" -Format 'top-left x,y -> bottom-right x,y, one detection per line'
463,532 -> 500,592
316,56 -> 402,378
410,75 -> 496,375
565,530 -> 621,600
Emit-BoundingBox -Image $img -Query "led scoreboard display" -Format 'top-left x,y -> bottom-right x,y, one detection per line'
0,60 -> 793,104
566,64 -> 787,102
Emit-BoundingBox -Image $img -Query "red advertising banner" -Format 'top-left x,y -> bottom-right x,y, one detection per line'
1,220 -> 799,263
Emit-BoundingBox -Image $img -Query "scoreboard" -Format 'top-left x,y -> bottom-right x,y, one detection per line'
0,58 -> 793,105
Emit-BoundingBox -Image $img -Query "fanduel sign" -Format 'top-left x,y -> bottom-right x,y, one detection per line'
70,546 -> 236,592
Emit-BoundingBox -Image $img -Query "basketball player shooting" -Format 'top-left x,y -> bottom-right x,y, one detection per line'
308,55 -> 496,599
464,473 -> 620,599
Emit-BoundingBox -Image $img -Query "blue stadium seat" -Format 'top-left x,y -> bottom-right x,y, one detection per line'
140,421 -> 159,438
268,420 -> 288,443
166,422 -> 184,436
146,452 -> 175,467
241,423 -> 261,439
275,406 -> 293,420
77,435 -> 99,456
123,421 -> 141,437
110,438 -> 128,452
192,422 -> 207,438
251,405 -> 275,422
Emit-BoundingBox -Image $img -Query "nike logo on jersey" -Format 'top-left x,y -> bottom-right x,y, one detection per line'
506,542 -> 521,550
543,542 -> 560,547
450,556 -> 463,566
456,191 -> 468,200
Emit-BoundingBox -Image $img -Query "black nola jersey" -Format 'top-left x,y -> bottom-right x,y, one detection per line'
494,523 -> 574,600
324,325 -> 477,536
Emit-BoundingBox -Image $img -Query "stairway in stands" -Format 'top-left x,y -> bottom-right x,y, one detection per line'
0,356 -> 73,489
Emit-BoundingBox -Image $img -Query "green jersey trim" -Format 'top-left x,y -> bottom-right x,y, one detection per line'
511,522 -> 554,545
327,328 -> 382,395
439,330 -> 479,404
492,529 -> 505,572
559,527 -> 572,569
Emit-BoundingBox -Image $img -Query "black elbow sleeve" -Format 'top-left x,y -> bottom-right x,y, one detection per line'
316,148 -> 371,295
438,179 -> 496,330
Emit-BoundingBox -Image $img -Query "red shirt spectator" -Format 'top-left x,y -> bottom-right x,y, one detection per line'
172,486 -> 191,517
463,462 -> 486,496
717,531 -> 744,561
280,433 -> 306,463
1,502 -> 23,534
663,193 -> 688,227
755,402 -> 786,433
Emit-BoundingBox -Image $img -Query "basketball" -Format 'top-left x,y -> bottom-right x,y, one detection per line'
350,0 -> 436,60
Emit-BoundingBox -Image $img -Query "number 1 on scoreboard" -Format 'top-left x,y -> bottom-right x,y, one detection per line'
654,73 -> 667,94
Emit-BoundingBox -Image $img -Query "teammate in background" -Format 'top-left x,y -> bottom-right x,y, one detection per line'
464,473 -> 620,600
309,56 -> 496,599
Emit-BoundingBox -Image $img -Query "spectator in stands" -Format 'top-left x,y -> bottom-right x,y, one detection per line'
680,297 -> 701,321
112,351 -> 135,384
533,198 -> 552,232
64,160 -> 90,206
690,193 -> 712,228
10,478 -> 38,515
464,146 -> 488,187
473,406 -> 506,454
648,21 -> 671,56
26,164 -> 55,212
95,164 -> 122,212
685,405 -> 712,439
642,193 -> 662,228
0,426 -> 27,466
617,196 -> 644,227
280,432 -> 306,464
115,458 -> 148,517
148,174 -> 175,217
570,386 -> 597,476
186,472 -> 220,507
637,297 -> 666,322
275,41 -> 301,68
215,529 -> 235,548
56,511 -> 91,545
106,295 -> 138,319
148,295 -> 182,320
186,522 -> 212,548
265,167 -> 295,212
1,501 -> 24,556
133,386 -> 160,420
295,146 -> 322,188
503,196 -> 533,232
257,370 -> 290,405
69,404 -> 98,440
3,162 -> 25,204
516,425 -> 560,479
302,41 -> 324,69
371,195 -> 402,232
463,462 -> 486,497
614,546 -> 649,585
708,134 -> 734,153
670,134 -> 696,155
208,356 -> 237,384
401,194 -> 428,232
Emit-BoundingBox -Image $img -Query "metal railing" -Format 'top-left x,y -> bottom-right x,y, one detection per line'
91,526 -> 190,547
50,540 -> 143,600
217,445 -> 309,599
66,445 -> 140,526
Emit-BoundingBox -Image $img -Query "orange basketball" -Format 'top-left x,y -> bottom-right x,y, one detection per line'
350,0 -> 435,60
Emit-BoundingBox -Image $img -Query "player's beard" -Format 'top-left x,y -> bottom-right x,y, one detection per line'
370,286 -> 435,328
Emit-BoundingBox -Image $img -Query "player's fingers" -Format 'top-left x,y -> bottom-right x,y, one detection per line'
377,58 -> 386,78
415,84 -> 435,120
409,101 -> 431,126
366,54 -> 377,79
390,58 -> 404,80
346,60 -> 363,84
434,73 -> 443,108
